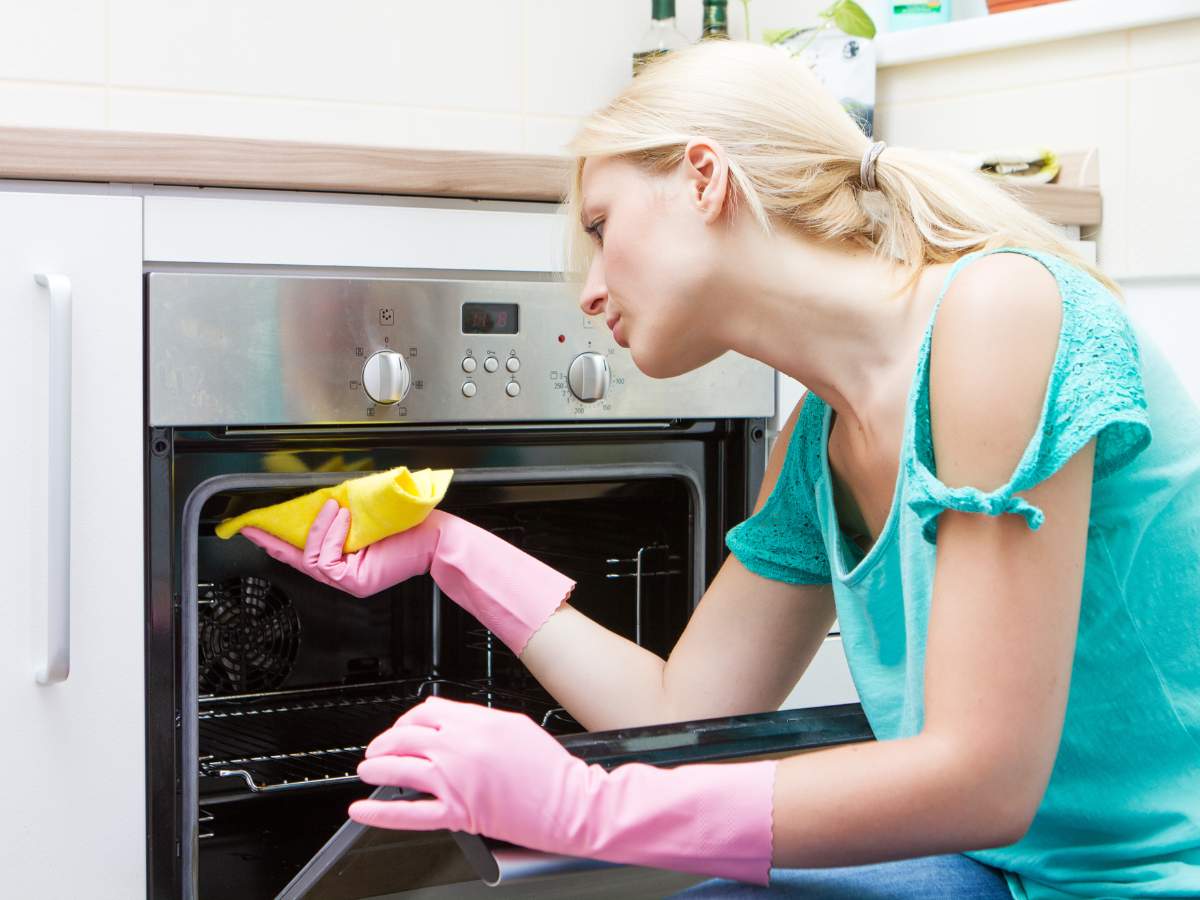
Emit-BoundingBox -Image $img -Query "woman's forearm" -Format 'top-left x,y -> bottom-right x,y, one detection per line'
516,562 -> 836,731
517,604 -> 679,730
770,733 -> 1027,869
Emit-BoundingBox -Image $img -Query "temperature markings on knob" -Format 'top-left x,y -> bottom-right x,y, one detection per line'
349,380 -> 361,391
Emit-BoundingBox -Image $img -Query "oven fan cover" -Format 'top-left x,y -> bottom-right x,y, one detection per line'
199,576 -> 301,693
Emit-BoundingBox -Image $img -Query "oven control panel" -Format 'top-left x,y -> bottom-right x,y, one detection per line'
148,273 -> 774,426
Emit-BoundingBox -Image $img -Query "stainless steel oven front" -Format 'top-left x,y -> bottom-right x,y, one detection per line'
144,271 -> 864,899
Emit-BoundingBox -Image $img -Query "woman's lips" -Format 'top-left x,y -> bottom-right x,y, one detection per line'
608,315 -> 629,348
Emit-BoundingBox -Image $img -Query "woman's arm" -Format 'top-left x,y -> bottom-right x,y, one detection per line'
772,254 -> 1093,863
520,397 -> 837,730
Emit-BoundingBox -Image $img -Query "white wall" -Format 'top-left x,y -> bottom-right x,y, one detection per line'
0,0 -> 838,155
3,2 -> 1194,282
875,15 -> 1200,283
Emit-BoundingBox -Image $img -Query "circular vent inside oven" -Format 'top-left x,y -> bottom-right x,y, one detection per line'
199,576 -> 301,694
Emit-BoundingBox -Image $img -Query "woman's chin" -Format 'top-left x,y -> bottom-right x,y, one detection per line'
628,345 -> 697,380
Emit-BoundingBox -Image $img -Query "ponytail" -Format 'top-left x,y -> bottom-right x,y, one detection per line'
563,40 -> 1120,298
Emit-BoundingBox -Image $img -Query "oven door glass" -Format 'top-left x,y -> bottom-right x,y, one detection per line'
176,462 -> 869,898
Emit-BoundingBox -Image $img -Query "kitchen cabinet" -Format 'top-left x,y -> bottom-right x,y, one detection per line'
0,190 -> 145,898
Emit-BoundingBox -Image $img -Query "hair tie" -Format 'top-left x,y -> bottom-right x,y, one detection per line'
859,141 -> 887,191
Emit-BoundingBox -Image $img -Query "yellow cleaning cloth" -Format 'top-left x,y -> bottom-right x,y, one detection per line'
215,466 -> 453,553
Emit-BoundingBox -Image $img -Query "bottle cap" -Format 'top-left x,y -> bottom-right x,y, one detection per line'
652,0 -> 676,19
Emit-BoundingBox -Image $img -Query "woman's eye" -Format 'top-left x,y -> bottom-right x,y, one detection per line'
587,219 -> 605,246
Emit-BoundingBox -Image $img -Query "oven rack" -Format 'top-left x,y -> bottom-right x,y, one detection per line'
198,677 -> 576,795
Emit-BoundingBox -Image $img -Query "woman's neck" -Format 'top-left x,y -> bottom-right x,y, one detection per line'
719,227 -> 950,440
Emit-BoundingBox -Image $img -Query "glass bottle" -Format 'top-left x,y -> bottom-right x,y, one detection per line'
701,0 -> 729,40
633,0 -> 689,76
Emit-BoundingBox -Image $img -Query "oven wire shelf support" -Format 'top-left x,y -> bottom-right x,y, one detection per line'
197,676 -> 578,794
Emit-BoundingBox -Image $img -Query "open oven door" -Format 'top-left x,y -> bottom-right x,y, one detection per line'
276,704 -> 874,899
180,464 -> 872,898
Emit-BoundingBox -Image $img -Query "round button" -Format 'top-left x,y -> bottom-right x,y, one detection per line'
462,356 -> 477,373
483,356 -> 500,373
506,356 -> 520,373
505,381 -> 521,398
568,352 -> 610,403
462,381 -> 477,398
362,350 -> 411,405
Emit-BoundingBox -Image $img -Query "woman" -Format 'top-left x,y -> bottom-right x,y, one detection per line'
245,40 -> 1200,898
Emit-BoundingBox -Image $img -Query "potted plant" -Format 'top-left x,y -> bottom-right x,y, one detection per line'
763,1 -> 878,136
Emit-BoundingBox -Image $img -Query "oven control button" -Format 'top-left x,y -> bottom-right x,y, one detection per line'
462,380 -> 478,398
462,356 -> 477,374
506,356 -> 520,373
505,381 -> 521,398
483,356 -> 500,373
568,352 -> 610,403
362,350 -> 411,405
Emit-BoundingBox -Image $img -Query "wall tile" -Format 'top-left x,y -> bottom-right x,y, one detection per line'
876,75 -> 1130,274
1130,16 -> 1200,70
523,115 -> 582,156
878,30 -> 1127,105
1126,64 -> 1200,278
0,81 -> 106,129
109,0 -> 522,112
522,0 -> 645,117
108,90 -> 523,152
0,1 -> 106,83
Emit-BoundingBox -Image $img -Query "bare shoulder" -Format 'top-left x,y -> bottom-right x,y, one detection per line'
929,252 -> 1063,490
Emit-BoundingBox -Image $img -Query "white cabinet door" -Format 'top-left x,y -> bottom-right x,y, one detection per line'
0,191 -> 145,898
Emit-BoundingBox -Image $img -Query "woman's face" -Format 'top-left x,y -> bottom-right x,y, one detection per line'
577,153 -> 731,379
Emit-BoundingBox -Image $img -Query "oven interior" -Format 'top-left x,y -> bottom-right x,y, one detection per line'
192,475 -> 694,897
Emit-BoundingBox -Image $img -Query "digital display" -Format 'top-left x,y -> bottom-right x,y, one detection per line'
462,302 -> 518,335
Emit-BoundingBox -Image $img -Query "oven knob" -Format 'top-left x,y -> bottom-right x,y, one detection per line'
362,350 -> 411,405
568,352 -> 610,403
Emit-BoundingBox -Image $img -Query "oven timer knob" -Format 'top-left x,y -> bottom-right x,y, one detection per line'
362,350 -> 412,405
568,352 -> 610,403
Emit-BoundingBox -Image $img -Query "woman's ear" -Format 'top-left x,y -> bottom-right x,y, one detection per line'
683,139 -> 731,224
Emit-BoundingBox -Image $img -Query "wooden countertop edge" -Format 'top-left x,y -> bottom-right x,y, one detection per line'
0,125 -> 1100,225
0,125 -> 575,203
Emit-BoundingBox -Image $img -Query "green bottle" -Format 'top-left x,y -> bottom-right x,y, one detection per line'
701,0 -> 729,40
633,0 -> 689,76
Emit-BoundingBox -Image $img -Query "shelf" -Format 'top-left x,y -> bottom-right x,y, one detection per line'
877,0 -> 1197,68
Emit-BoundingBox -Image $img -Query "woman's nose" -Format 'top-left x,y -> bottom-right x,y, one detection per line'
578,257 -> 607,317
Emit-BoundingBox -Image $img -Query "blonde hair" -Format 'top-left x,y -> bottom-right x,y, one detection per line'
563,39 -> 1120,298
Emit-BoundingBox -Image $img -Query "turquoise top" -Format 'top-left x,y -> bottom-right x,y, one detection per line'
727,248 -> 1200,899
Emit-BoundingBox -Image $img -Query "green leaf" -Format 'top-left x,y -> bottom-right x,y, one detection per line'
763,27 -> 803,45
829,0 -> 876,38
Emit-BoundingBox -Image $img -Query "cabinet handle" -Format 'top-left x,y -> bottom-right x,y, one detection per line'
34,273 -> 71,685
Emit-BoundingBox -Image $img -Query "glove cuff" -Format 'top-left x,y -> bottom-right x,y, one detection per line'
582,758 -> 777,885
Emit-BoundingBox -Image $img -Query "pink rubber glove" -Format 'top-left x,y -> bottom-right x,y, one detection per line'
242,499 -> 574,654
350,696 -> 777,885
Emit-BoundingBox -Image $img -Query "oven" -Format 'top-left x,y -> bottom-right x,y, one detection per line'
145,267 -> 869,898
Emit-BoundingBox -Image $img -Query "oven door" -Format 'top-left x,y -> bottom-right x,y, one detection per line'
152,423 -> 868,899
276,703 -> 873,899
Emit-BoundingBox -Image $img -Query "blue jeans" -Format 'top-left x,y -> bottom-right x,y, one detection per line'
668,853 -> 1012,898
